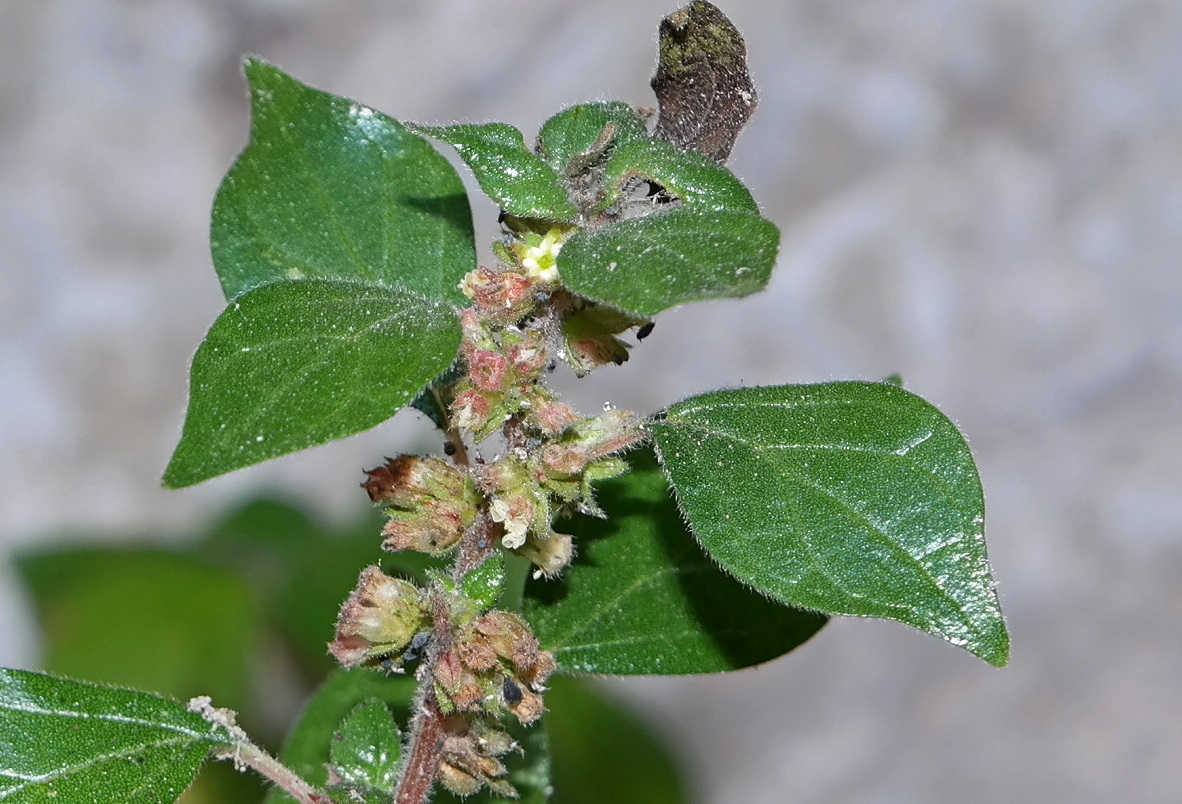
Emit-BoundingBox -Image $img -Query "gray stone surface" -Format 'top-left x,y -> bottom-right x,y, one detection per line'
2,1 -> 1180,802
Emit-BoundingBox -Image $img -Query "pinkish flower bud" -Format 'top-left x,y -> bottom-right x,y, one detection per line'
533,397 -> 581,435
380,512 -> 465,553
328,567 -> 428,668
451,388 -> 493,433
459,265 -> 536,325
468,349 -> 510,392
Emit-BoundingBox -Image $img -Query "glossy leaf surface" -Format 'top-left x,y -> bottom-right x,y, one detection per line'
557,207 -> 778,317
163,279 -> 461,488
328,700 -> 401,803
650,382 -> 1010,666
524,447 -> 826,674
600,138 -> 758,213
535,102 -> 650,176
0,669 -> 224,803
414,123 -> 578,220
212,60 -> 474,304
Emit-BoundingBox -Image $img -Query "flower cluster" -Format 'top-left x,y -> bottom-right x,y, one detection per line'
479,409 -> 640,575
362,455 -> 480,553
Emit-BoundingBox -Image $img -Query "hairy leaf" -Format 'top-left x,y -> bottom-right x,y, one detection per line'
328,700 -> 401,803
650,382 -> 1010,666
535,102 -> 650,177
599,137 -> 758,214
163,279 -> 461,488
525,447 -> 826,674
414,123 -> 578,220
651,1 -> 757,163
213,59 -> 474,304
0,669 -> 225,803
557,207 -> 778,317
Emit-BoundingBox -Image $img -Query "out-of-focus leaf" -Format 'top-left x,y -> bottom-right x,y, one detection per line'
16,549 -> 258,712
546,676 -> 687,804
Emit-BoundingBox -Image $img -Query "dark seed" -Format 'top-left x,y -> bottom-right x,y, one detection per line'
502,677 -> 523,706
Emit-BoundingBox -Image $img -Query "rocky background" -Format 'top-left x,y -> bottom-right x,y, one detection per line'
2,1 -> 1180,802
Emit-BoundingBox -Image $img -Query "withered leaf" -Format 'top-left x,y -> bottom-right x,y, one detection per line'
651,1 -> 758,164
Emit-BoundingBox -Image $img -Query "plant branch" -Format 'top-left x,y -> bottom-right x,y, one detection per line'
188,696 -> 335,804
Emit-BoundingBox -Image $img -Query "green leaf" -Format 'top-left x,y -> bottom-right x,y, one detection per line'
650,382 -> 1010,666
267,669 -> 548,804
16,549 -> 258,713
212,59 -> 474,304
546,677 -> 687,804
462,552 -> 507,610
600,137 -> 758,213
524,447 -> 826,674
535,102 -> 650,176
557,207 -> 778,317
0,668 -> 225,803
414,123 -> 578,220
163,279 -> 462,488
328,700 -> 401,803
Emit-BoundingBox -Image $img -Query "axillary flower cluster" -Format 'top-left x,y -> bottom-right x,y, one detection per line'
329,219 -> 649,797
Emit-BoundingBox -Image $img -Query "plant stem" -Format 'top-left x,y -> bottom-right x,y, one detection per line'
188,697 -> 334,804
392,695 -> 446,804
392,587 -> 459,804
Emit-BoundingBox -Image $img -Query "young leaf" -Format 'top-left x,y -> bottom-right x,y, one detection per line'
163,279 -> 461,488
0,668 -> 225,802
651,1 -> 757,163
556,207 -> 778,317
535,102 -> 650,176
599,137 -> 758,214
328,700 -> 401,803
413,123 -> 579,220
524,447 -> 826,675
649,382 -> 1010,666
212,59 -> 475,304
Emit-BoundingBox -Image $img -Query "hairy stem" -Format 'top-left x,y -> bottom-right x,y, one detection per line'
392,590 -> 457,804
392,695 -> 446,804
188,697 -> 334,804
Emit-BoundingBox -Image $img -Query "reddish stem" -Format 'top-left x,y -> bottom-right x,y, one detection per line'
392,695 -> 446,804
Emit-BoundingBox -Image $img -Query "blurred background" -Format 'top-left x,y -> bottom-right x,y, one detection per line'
2,1 -> 1181,802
